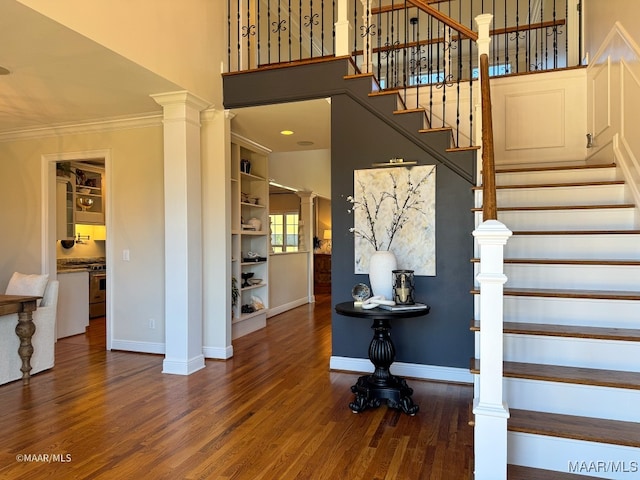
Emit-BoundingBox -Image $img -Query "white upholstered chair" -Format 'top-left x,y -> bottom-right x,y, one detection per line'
0,273 -> 59,386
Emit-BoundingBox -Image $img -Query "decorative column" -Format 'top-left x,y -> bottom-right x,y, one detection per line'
472,219 -> 512,480
152,91 -> 209,375
201,108 -> 234,360
297,191 -> 316,302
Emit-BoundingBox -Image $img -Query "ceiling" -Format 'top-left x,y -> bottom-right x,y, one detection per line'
0,1 -> 331,153
229,99 -> 331,153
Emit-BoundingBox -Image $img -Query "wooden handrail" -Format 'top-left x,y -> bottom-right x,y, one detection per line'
405,0 -> 478,41
480,53 -> 497,221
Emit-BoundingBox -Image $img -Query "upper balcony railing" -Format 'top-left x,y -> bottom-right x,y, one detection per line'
227,0 -> 581,75
227,0 -> 581,148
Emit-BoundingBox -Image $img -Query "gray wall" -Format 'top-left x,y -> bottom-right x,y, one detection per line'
330,95 -> 474,368
224,61 -> 475,368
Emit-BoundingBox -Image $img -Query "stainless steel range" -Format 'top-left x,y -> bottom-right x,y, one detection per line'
87,263 -> 106,318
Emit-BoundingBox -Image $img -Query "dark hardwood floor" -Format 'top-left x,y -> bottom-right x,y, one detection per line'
0,294 -> 473,479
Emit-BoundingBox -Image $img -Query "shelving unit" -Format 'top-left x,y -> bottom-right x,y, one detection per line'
231,135 -> 270,339
56,161 -> 105,240
74,164 -> 105,225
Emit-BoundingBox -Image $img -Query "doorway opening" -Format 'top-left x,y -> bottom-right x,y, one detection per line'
43,149 -> 112,350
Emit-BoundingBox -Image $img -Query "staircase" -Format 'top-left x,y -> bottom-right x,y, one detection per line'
473,162 -> 640,479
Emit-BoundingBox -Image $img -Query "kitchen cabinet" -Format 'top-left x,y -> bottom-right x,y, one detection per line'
56,270 -> 89,339
56,178 -> 74,239
231,134 -> 269,339
314,253 -> 331,294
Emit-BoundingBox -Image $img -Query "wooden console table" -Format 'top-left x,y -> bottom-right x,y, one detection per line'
335,301 -> 430,415
0,295 -> 40,385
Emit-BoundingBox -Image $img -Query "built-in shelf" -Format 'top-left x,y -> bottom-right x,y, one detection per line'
230,134 -> 270,339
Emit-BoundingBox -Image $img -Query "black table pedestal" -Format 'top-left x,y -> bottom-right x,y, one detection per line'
349,317 -> 419,415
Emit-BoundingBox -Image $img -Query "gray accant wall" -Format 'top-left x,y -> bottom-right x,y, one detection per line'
330,95 -> 474,368
223,62 -> 475,369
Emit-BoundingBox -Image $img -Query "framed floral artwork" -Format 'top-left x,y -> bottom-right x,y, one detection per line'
348,165 -> 436,276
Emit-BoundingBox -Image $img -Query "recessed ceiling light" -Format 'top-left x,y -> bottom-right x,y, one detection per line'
297,141 -> 314,146
280,130 -> 294,136
0,66 -> 10,75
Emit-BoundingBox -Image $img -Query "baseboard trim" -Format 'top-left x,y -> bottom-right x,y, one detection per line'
267,297 -> 310,317
110,339 -> 165,355
329,356 -> 473,384
203,344 -> 234,359
162,354 -> 206,375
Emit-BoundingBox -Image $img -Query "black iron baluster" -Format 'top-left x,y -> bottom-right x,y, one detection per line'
267,0 -> 272,64
288,0 -> 292,62
321,0 -> 325,56
428,14 -> 434,128
552,0 -> 558,68
227,0 -> 231,71
353,0 -> 358,62
236,0 -> 241,70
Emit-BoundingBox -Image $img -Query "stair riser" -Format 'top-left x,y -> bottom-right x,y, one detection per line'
502,297 -> 640,329
496,167 -> 619,186
488,184 -> 626,207
499,264 -> 640,290
509,432 -> 640,480
503,334 -> 640,372
505,378 -> 640,422
505,235 -> 640,260
477,208 -> 636,230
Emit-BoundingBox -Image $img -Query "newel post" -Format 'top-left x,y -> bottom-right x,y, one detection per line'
472,219 -> 512,480
474,14 -> 493,178
334,0 -> 353,57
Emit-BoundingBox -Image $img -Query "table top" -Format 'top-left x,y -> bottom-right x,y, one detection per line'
335,301 -> 430,319
0,294 -> 41,305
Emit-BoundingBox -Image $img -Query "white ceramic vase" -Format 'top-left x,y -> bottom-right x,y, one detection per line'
368,250 -> 397,300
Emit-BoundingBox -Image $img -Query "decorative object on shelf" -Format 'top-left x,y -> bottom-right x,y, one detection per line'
75,168 -> 87,185
243,252 -> 266,262
248,278 -> 262,285
392,269 -> 415,305
77,187 -> 90,194
347,165 -> 436,276
351,283 -> 371,306
77,197 -> 94,211
232,277 -> 239,309
241,304 -> 255,313
368,250 -> 397,300
247,217 -> 262,231
251,295 -> 265,310
240,159 -> 251,174
241,272 -> 254,288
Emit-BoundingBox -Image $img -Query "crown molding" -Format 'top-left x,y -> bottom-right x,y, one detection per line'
0,113 -> 163,143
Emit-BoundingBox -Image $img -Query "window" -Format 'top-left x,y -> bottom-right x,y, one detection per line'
472,63 -> 512,78
269,213 -> 299,253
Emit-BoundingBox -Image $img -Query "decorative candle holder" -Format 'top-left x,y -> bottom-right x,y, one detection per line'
392,270 -> 415,305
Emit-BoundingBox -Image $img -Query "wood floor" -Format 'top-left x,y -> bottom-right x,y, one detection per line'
0,294 -> 473,479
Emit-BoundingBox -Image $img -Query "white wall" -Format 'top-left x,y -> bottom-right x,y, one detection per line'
0,123 -> 167,350
268,252 -> 310,316
586,22 -> 640,226
269,149 -> 331,198
489,68 -> 588,166
585,1 -> 640,62
17,0 -> 226,106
